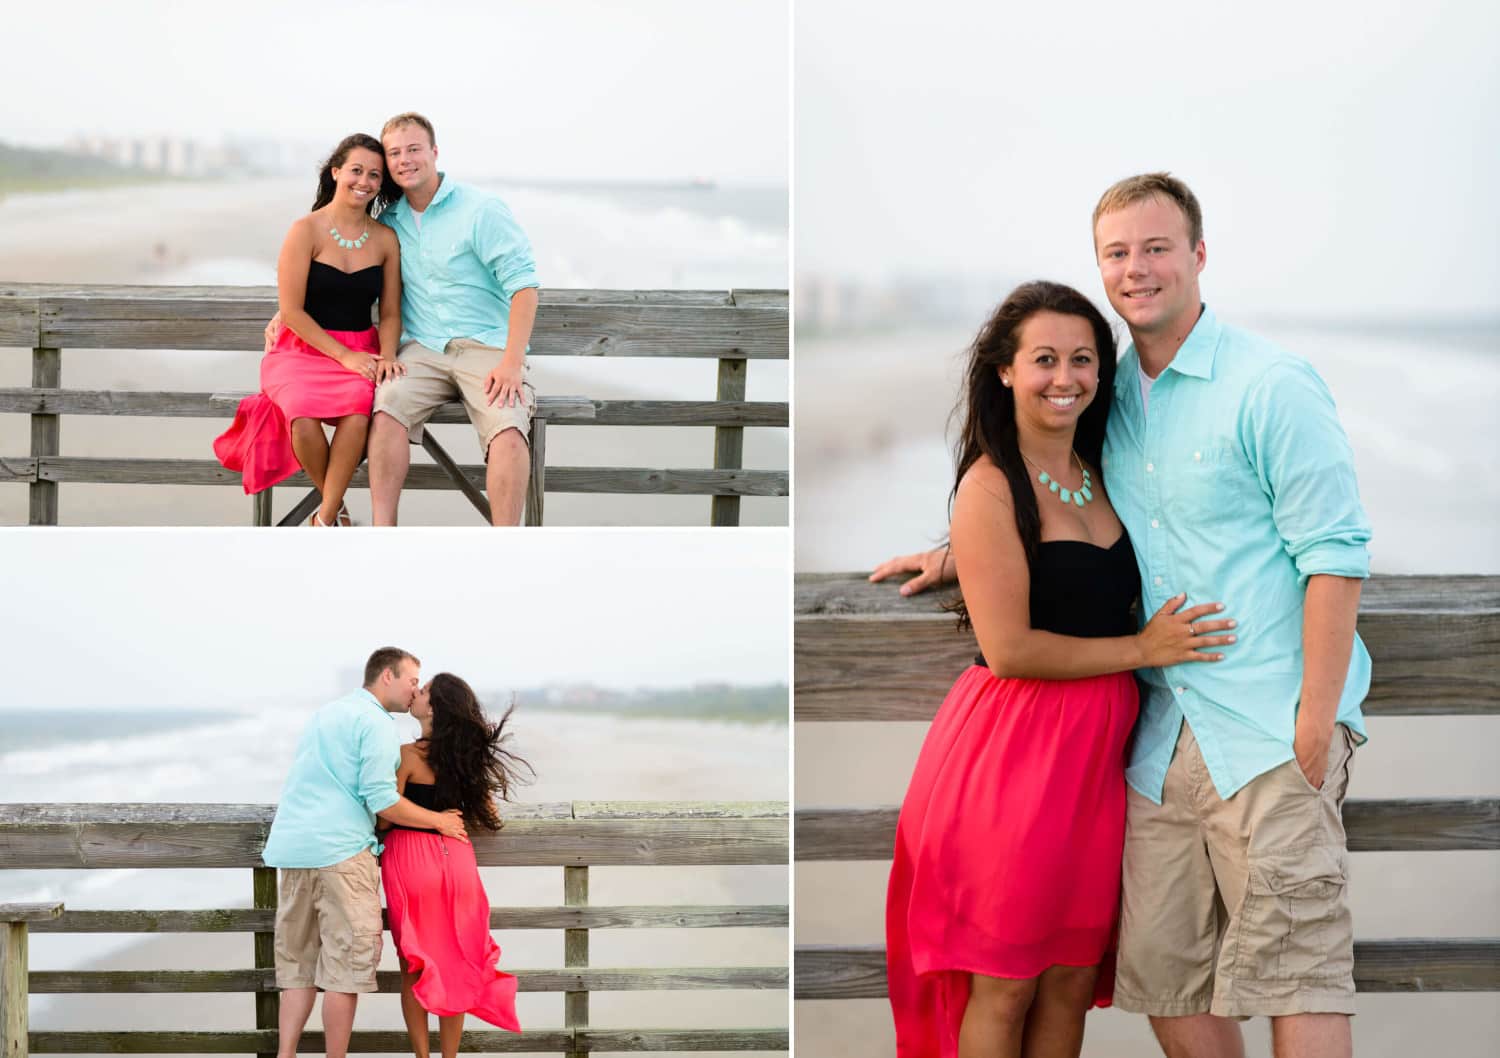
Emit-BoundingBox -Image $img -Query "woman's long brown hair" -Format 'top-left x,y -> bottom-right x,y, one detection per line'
947,281 -> 1118,623
425,673 -> 533,831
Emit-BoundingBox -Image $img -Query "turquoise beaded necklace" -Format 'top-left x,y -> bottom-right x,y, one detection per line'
1022,450 -> 1093,508
329,223 -> 370,250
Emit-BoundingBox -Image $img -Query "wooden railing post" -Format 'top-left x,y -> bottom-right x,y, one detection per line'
252,869 -> 277,1058
252,489 -> 273,527
29,348 -> 60,526
563,865 -> 588,1058
710,357 -> 746,527
524,417 -> 547,527
2,903 -> 62,1058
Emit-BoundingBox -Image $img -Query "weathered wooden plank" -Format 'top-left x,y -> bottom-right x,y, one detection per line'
25,458 -> 789,497
251,868 -> 275,1058
29,1030 -> 575,1053
575,1028 -> 789,1052
28,965 -> 789,994
565,866 -> 589,1058
0,284 -> 784,308
0,390 -> 783,427
30,904 -> 788,933
0,458 -> 37,483
29,347 -> 60,525
525,417 -> 547,526
573,801 -> 787,819
793,942 -> 1500,998
0,905 -> 61,924
711,357 -> 747,526
795,574 -> 1500,719
2,923 -> 28,1058
13,300 -> 786,358
0,805 -> 789,868
27,1028 -> 786,1053
0,802 -> 571,824
794,800 -> 1500,862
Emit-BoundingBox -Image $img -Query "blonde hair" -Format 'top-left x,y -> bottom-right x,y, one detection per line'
1092,172 -> 1203,247
381,112 -> 436,148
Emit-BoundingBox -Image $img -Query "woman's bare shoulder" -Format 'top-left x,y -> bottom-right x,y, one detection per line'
956,455 -> 1017,509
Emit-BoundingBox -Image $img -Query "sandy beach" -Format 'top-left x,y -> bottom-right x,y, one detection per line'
0,179 -> 788,526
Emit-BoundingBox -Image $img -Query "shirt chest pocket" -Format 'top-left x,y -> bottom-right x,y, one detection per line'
1167,443 -> 1268,522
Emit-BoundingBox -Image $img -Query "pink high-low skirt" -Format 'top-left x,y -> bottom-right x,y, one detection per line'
381,829 -> 520,1030
212,325 -> 379,494
887,665 -> 1138,1057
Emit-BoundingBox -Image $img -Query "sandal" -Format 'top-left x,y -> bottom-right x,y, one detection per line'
336,503 -> 356,527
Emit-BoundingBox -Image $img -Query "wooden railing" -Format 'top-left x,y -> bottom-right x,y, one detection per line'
0,801 -> 789,1055
0,284 -> 789,526
792,573 -> 1500,1002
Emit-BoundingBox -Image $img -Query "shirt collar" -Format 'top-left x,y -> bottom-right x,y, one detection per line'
1116,303 -> 1220,389
384,172 -> 453,223
355,687 -> 392,717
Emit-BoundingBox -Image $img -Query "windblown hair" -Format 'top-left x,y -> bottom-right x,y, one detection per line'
947,281 -> 1117,625
1092,171 -> 1204,248
311,133 -> 401,215
425,673 -> 533,832
364,646 -> 419,688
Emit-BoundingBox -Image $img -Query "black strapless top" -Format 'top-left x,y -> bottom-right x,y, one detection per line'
304,260 -> 381,331
388,780 -> 451,833
975,532 -> 1140,667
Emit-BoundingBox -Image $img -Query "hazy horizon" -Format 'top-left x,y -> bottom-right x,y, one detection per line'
5,0 -> 788,185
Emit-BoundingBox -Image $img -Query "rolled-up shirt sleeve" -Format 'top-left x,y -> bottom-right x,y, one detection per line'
476,200 -> 540,299
355,718 -> 401,816
1239,358 -> 1372,584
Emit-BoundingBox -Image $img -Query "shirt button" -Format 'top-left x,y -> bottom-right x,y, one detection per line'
1146,462 -> 1155,473
1175,686 -> 1186,695
1151,519 -> 1160,529
1193,451 -> 1202,461
1154,576 -> 1163,586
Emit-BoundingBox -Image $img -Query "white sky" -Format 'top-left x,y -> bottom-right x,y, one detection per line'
796,0 -> 1500,318
2,530 -> 790,710
2,0 -> 789,184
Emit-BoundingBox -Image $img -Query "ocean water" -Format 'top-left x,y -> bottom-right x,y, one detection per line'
795,320 -> 1500,574
2,705 -> 789,1035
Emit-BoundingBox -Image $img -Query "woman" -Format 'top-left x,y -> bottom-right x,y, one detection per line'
885,281 -> 1237,1058
382,674 -> 532,1057
213,133 -> 404,525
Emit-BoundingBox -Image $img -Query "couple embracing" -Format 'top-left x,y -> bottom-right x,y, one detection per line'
260,647 -> 531,1058
214,111 -> 537,526
880,174 -> 1371,1058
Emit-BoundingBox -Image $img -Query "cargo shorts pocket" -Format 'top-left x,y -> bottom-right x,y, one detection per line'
1231,844 -> 1350,982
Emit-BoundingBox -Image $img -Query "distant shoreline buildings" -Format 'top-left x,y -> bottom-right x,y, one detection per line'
61,135 -> 325,179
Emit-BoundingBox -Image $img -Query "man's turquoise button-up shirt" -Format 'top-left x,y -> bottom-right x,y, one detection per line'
379,174 -> 540,353
261,688 -> 402,868
1103,306 -> 1372,803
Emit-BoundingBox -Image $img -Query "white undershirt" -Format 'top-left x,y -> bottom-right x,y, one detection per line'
1138,364 -> 1158,415
412,208 -> 424,232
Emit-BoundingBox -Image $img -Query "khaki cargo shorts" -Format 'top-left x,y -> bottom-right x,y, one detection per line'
374,337 -> 535,452
1114,721 -> 1357,1019
273,848 -> 383,993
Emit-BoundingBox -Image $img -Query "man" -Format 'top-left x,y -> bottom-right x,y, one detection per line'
261,647 -> 470,1058
268,112 -> 541,526
875,173 -> 1371,1058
